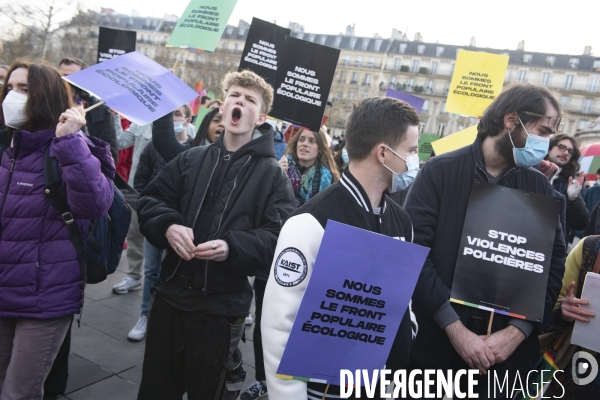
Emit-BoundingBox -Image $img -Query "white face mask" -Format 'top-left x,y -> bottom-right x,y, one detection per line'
2,90 -> 28,129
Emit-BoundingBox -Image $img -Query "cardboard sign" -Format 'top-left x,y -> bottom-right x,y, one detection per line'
64,52 -> 198,126
418,134 -> 439,161
450,180 -> 560,322
446,50 -> 509,117
97,27 -> 137,64
194,106 -> 212,131
385,88 -> 426,114
430,125 -> 478,156
269,36 -> 340,132
276,221 -> 428,384
167,0 -> 238,52
238,18 -> 291,87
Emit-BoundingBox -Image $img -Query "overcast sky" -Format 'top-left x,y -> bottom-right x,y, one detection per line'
54,0 -> 600,56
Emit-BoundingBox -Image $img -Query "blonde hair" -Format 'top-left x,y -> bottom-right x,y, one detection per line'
286,129 -> 340,182
179,103 -> 192,119
222,70 -> 274,114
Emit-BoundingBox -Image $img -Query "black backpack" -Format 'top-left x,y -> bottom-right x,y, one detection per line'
43,146 -> 131,284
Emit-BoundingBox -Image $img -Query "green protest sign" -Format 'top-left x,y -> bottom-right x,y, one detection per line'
167,0 -> 238,52
418,134 -> 439,161
194,106 -> 211,131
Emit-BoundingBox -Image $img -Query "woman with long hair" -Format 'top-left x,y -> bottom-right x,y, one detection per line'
0,60 -> 113,399
152,107 -> 224,163
278,127 -> 340,207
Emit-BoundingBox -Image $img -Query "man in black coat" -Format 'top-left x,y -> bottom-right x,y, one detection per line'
57,57 -> 119,164
404,83 -> 566,398
136,70 -> 296,400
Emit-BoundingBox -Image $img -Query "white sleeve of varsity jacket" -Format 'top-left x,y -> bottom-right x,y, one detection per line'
262,213 -> 325,400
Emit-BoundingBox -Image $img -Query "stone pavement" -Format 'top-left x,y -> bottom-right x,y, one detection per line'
56,250 -> 264,399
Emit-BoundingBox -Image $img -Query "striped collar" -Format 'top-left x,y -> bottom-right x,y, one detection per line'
340,169 -> 388,214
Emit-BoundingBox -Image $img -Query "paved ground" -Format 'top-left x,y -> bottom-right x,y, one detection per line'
55,250 -> 262,399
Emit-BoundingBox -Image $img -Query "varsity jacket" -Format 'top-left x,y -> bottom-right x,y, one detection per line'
262,170 -> 418,400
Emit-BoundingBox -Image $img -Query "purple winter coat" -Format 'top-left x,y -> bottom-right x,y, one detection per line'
0,129 -> 115,319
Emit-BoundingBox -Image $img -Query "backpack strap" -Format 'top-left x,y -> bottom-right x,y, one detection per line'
43,146 -> 87,284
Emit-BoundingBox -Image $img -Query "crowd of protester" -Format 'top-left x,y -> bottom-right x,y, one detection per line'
1,56 -> 600,400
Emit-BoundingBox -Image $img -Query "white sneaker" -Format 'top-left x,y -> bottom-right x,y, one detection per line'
245,314 -> 254,325
127,315 -> 148,341
112,277 -> 142,294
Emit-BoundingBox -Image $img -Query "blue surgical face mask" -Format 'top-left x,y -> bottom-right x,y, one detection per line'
383,145 -> 420,192
509,116 -> 550,168
173,121 -> 185,134
342,148 -> 349,165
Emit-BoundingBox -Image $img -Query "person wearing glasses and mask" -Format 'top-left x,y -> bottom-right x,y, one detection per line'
403,83 -> 567,398
544,134 -> 589,243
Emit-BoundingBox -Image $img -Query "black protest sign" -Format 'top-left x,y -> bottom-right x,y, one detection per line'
114,174 -> 139,212
238,18 -> 290,86
450,180 -> 560,322
97,27 -> 137,64
269,36 -> 340,132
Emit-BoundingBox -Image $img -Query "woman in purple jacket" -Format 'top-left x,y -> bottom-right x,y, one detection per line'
0,61 -> 114,399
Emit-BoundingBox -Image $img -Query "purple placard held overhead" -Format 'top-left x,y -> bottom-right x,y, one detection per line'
63,52 -> 198,126
276,220 -> 429,384
385,88 -> 425,114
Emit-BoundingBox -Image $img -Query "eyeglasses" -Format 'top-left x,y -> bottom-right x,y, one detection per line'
556,143 -> 574,155
522,111 -> 564,132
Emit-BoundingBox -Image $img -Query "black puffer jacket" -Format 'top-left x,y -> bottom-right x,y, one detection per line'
552,175 -> 590,238
137,124 -> 296,315
133,142 -> 166,193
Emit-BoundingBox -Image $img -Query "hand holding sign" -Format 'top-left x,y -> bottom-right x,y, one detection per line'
562,281 -> 594,322
56,107 -> 86,137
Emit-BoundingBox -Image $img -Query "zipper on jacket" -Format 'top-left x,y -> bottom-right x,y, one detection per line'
166,148 -> 221,281
202,156 -> 252,294
0,158 -> 17,241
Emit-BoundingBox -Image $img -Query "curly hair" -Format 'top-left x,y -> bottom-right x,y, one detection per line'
222,70 -> 273,114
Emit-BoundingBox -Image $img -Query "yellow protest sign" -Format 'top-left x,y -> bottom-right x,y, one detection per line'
446,50 -> 509,117
431,125 -> 478,156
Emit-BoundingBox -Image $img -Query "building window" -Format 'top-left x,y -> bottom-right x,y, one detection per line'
426,80 -> 434,94
583,99 -> 593,114
431,61 -> 438,75
343,54 -> 350,65
234,43 -> 239,52
417,44 -> 426,54
412,60 -> 420,73
355,56 -> 363,67
226,26 -> 234,36
297,33 -> 305,40
374,40 -> 383,52
545,56 -> 555,67
364,74 -> 371,85
441,101 -> 447,113
422,100 -> 430,111
436,46 -> 444,57
399,43 -> 407,53
339,71 -> 346,83
221,42 -> 228,50
239,28 -> 246,36
349,38 -> 357,49
390,76 -> 396,85
319,36 -> 327,45
589,77 -> 599,93
351,72 -> 359,83
594,60 -> 600,69
362,39 -> 370,51
394,58 -> 401,71
437,122 -> 446,136
334,36 -> 342,48
560,96 -> 569,107
523,54 -> 532,64
349,92 -> 356,100
407,78 -> 414,90
578,120 -> 589,130
568,58 -> 579,69
518,70 -> 527,83
565,75 -> 574,90
542,72 -> 551,86
368,57 -> 375,68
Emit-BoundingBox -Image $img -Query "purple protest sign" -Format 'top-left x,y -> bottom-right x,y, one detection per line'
63,52 -> 198,126
276,220 -> 428,384
385,88 -> 425,114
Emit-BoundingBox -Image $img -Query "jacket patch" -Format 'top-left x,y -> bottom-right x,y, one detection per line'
274,247 -> 307,287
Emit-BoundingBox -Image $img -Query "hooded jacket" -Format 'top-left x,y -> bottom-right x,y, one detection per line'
0,129 -> 114,319
137,123 -> 296,316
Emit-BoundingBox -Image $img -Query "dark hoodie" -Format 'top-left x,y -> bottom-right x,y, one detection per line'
138,123 -> 296,316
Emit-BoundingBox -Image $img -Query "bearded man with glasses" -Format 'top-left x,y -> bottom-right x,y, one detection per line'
545,133 -> 590,242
